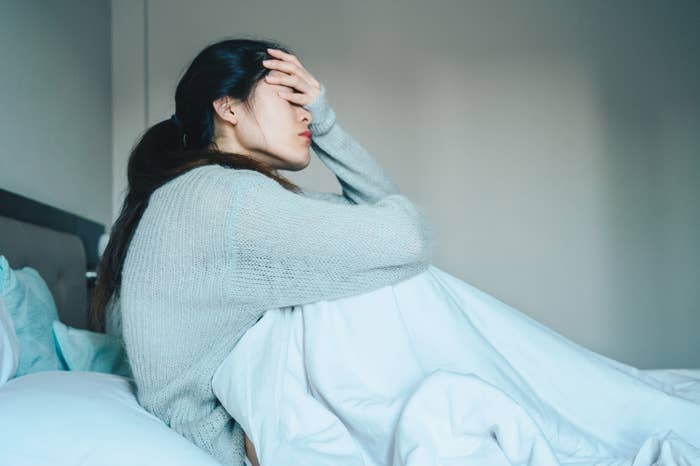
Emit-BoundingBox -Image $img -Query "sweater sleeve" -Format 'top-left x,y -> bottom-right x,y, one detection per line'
228,170 -> 433,313
297,83 -> 402,205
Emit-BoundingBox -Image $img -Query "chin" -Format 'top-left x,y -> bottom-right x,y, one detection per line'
287,152 -> 311,171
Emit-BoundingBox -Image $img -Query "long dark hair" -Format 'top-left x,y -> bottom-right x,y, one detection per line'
90,36 -> 302,332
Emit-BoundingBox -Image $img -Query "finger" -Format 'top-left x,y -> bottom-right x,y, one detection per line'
265,49 -> 319,87
265,72 -> 308,92
265,72 -> 314,99
263,59 -> 318,90
277,89 -> 309,106
263,58 -> 319,89
262,59 -> 301,77
266,49 -> 319,87
267,48 -> 302,68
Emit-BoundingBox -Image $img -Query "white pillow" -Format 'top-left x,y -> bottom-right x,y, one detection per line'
0,298 -> 20,385
0,370 -> 223,466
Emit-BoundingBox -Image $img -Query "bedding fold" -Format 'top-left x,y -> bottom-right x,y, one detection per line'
213,265 -> 700,466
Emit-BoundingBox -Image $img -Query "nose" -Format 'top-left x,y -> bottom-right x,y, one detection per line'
299,107 -> 312,125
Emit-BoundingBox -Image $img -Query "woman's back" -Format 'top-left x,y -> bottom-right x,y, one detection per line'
121,165 -> 259,464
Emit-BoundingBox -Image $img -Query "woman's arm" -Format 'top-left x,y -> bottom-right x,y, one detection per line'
226,169 -> 433,313
299,84 -> 402,205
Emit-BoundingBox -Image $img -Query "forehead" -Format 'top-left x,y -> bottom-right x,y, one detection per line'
253,80 -> 294,108
256,77 -> 287,97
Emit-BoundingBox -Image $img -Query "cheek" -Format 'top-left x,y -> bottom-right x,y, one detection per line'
265,101 -> 295,129
257,98 -> 299,146
274,109 -> 300,138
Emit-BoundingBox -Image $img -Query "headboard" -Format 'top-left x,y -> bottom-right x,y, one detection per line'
0,188 -> 106,330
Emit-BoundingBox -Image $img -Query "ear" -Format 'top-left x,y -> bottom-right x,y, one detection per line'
212,96 -> 238,126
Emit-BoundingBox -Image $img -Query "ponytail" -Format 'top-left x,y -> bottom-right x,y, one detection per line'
90,38 -> 302,331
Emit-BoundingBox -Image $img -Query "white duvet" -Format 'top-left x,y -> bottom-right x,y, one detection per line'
213,265 -> 700,466
0,299 -> 20,385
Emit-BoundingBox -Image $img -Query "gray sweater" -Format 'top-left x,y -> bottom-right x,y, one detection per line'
119,84 -> 434,465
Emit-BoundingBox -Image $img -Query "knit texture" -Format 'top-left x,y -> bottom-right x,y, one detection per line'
119,83 -> 434,466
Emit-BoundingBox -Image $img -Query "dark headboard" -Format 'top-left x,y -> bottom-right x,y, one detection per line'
0,188 -> 105,330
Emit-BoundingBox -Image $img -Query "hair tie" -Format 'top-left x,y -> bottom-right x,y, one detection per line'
170,113 -> 183,129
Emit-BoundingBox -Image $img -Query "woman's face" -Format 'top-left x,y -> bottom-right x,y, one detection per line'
211,73 -> 313,171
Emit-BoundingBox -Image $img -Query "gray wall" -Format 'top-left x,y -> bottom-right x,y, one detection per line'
110,0 -> 697,369
0,0 -> 112,227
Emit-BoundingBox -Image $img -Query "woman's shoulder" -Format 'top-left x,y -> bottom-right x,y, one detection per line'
178,163 -> 260,183
153,165 -> 268,202
183,164 -> 272,187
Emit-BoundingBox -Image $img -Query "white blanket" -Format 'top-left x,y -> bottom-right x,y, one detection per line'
213,265 -> 700,466
0,299 -> 20,385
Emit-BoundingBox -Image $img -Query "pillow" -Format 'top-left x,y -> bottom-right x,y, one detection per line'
52,320 -> 133,378
0,370 -> 223,466
0,298 -> 20,385
0,255 -> 62,376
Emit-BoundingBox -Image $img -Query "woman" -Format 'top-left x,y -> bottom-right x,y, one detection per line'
91,36 -> 432,466
92,37 -> 699,466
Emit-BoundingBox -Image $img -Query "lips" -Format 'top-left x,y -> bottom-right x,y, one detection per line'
298,130 -> 312,140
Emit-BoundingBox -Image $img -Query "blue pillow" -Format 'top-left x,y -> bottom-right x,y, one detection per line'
0,255 -> 62,376
52,320 -> 132,378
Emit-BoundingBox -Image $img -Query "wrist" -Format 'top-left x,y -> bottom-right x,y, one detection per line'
304,83 -> 336,136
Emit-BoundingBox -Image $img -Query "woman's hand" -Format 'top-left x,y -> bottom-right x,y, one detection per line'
262,48 -> 322,106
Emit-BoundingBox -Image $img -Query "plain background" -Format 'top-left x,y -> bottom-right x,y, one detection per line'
1,0 -> 698,368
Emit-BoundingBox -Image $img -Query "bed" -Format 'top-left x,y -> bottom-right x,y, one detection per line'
3,187 -> 697,466
0,188 -> 225,466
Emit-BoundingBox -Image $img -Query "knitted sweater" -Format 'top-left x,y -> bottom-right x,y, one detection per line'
119,84 -> 434,466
